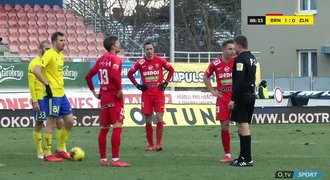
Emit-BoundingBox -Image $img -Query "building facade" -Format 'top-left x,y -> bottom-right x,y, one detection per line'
241,0 -> 330,80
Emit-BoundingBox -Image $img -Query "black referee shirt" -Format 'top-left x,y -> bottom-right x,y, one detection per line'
231,51 -> 257,101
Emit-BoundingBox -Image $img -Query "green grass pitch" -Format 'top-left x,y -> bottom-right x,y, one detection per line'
0,124 -> 329,180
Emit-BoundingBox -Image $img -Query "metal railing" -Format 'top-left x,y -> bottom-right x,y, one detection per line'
63,0 -> 143,54
174,51 -> 261,63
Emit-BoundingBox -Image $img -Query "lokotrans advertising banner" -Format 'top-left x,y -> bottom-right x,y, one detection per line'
0,106 -> 329,128
169,63 -> 216,87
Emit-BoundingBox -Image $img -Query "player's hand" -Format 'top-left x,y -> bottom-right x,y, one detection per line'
117,89 -> 123,99
136,84 -> 148,92
92,90 -> 100,99
158,81 -> 168,91
211,90 -> 223,98
33,102 -> 40,112
228,100 -> 235,110
45,84 -> 53,98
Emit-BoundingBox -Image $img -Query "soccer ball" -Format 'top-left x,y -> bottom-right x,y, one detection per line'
70,147 -> 85,161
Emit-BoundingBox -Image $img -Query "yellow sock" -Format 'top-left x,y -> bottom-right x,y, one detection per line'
43,133 -> 52,156
56,128 -> 65,151
60,129 -> 71,152
32,130 -> 43,152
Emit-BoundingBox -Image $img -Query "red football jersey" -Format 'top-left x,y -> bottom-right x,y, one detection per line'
85,52 -> 122,95
204,56 -> 234,99
128,55 -> 174,94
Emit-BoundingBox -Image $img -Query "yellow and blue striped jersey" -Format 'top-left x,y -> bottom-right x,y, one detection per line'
40,48 -> 65,97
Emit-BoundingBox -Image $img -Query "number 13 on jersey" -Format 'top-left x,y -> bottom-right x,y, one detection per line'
99,69 -> 109,84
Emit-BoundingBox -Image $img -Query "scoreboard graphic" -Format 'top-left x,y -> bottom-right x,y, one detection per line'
248,14 -> 314,25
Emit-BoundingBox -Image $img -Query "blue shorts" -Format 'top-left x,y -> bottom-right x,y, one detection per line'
33,96 -> 49,121
48,95 -> 73,117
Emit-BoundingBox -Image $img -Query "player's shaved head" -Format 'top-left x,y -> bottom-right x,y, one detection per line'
39,40 -> 51,49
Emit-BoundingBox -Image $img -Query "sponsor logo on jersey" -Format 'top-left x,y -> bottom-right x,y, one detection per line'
250,58 -> 257,66
139,59 -> 145,65
143,70 -> 159,76
145,76 -> 159,82
0,65 -> 24,83
213,59 -> 221,66
112,64 -> 119,70
58,65 -> 63,72
218,72 -> 232,79
100,60 -> 111,66
63,65 -> 78,80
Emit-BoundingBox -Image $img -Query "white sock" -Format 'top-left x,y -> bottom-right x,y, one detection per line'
112,158 -> 119,162
101,158 -> 107,162
225,153 -> 231,158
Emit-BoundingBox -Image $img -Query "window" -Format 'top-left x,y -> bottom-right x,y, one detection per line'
298,0 -> 317,14
298,51 -> 317,77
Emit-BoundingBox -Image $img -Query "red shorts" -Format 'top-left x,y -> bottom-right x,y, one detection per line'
141,92 -> 165,115
216,97 -> 231,121
100,95 -> 124,127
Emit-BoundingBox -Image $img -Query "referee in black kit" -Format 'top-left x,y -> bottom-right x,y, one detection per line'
228,35 -> 257,167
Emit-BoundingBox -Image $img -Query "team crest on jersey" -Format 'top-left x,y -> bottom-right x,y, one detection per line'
155,63 -> 159,68
148,65 -> 153,70
224,66 -> 230,72
139,59 -> 145,65
213,59 -> 221,66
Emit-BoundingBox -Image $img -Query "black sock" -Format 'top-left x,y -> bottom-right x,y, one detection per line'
241,135 -> 252,162
239,134 -> 242,158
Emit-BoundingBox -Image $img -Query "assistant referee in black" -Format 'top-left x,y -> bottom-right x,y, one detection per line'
228,35 -> 257,167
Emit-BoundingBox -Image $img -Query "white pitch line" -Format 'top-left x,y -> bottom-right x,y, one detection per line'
4,152 -> 329,159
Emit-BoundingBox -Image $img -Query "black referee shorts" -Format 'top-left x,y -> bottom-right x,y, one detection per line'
231,91 -> 256,123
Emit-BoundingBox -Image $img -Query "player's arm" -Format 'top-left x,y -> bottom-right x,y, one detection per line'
33,65 -> 48,86
163,62 -> 174,82
34,54 -> 53,98
203,63 -> 221,97
109,58 -> 122,90
85,64 -> 100,99
127,64 -> 139,86
258,86 -> 264,99
158,59 -> 174,91
231,58 -> 245,102
128,61 -> 147,92
109,59 -> 123,98
28,72 -> 38,103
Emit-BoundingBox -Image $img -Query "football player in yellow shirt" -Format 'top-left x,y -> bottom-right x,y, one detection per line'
28,41 -> 65,160
33,32 -> 74,162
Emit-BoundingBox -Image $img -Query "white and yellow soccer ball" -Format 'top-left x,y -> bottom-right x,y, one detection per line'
70,147 -> 85,161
